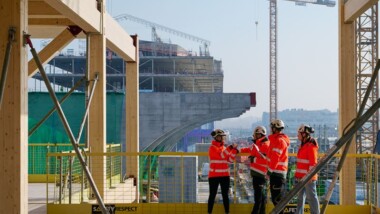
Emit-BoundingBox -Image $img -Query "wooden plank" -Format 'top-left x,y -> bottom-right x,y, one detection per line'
339,0 -> 357,205
126,35 -> 139,200
0,0 -> 28,213
28,28 -> 77,77
105,13 -> 135,62
344,0 -> 378,23
44,0 -> 101,33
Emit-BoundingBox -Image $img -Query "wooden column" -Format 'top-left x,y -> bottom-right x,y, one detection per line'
126,35 -> 139,200
88,1 -> 106,197
339,0 -> 357,205
0,0 -> 28,213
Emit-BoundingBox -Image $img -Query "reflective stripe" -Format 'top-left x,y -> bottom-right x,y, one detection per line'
250,167 -> 266,175
278,162 -> 287,166
272,148 -> 282,154
273,169 -> 286,174
296,169 -> 308,174
228,157 -> 234,162
209,168 -> 229,173
221,149 -> 228,159
297,159 -> 310,164
210,160 -> 228,164
230,153 -> 236,157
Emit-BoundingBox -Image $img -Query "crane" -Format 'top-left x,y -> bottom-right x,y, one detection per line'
114,14 -> 211,56
268,0 -> 335,123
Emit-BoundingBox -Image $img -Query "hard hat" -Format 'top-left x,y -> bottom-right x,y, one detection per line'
270,119 -> 285,129
253,126 -> 266,136
211,129 -> 226,138
298,124 -> 314,134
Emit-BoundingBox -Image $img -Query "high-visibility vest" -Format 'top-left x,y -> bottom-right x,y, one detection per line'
240,136 -> 270,176
208,140 -> 238,178
267,133 -> 290,177
295,138 -> 319,181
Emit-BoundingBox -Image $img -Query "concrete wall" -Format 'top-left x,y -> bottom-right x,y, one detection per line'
139,92 -> 254,151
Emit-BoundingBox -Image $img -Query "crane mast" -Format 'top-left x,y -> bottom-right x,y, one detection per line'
268,0 -> 335,124
269,0 -> 278,122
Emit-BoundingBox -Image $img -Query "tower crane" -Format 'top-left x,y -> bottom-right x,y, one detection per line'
114,14 -> 211,56
268,0 -> 335,123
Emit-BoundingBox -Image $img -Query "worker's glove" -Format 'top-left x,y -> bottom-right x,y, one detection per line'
227,144 -> 238,152
248,156 -> 255,163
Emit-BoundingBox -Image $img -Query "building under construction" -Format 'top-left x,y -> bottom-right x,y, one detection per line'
31,40 -> 223,94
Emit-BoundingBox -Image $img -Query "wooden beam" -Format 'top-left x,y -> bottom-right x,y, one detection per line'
344,0 -> 378,23
44,0 -> 101,33
28,26 -> 86,38
28,18 -> 74,26
339,0 -> 357,205
105,13 -> 135,62
28,0 -> 62,18
28,27 -> 79,77
29,1 -> 136,62
126,35 -> 139,200
0,0 -> 28,213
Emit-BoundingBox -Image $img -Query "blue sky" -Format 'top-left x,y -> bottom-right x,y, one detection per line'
108,0 -> 338,118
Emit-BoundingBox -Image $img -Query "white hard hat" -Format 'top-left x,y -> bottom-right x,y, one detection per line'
211,129 -> 226,138
298,124 -> 314,134
253,126 -> 266,136
270,119 -> 285,129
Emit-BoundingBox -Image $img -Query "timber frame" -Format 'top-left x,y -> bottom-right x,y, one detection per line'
0,0 -> 138,213
340,0 -> 378,205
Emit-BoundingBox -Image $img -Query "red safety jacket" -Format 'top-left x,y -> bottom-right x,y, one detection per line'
267,133 -> 290,177
208,140 -> 238,178
295,138 -> 319,181
240,136 -> 270,177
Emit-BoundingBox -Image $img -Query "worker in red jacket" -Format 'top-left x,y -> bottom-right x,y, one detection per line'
295,124 -> 320,214
267,119 -> 290,214
240,126 -> 270,214
208,129 -> 238,214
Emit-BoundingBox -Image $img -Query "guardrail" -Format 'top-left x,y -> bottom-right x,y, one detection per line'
43,151 -> 379,213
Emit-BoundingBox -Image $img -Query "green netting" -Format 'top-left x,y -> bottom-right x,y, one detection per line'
28,92 -> 125,174
29,92 -> 124,144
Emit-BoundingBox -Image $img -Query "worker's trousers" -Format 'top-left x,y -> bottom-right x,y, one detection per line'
251,174 -> 267,214
269,175 -> 286,214
295,180 -> 320,214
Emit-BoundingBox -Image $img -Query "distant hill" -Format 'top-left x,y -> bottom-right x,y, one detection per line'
215,116 -> 260,129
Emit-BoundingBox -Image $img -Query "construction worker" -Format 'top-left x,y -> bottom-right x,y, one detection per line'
295,124 -> 320,214
240,126 -> 270,214
267,119 -> 290,214
208,129 -> 238,214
